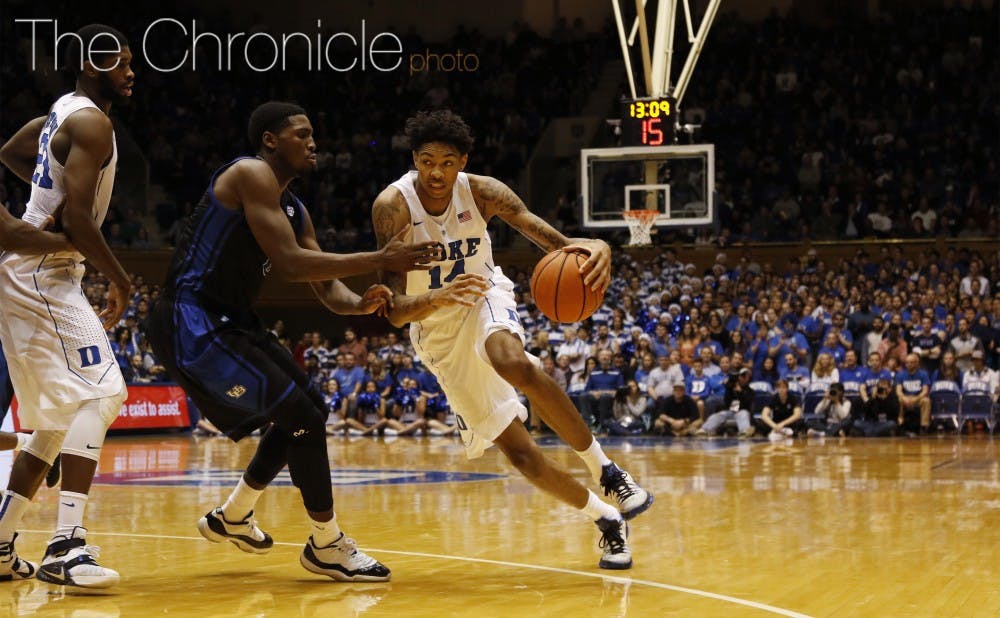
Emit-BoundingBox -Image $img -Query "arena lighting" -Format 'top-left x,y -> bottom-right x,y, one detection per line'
16,18 -> 405,73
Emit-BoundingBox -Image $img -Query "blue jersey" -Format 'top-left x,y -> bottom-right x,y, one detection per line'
838,366 -> 865,393
861,367 -> 893,392
895,368 -> 930,396
686,373 -> 712,398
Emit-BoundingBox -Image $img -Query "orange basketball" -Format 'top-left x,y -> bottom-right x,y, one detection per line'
530,250 -> 604,323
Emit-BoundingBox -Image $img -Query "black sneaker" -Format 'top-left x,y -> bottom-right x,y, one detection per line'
197,507 -> 273,554
300,532 -> 391,582
600,463 -> 654,520
596,517 -> 632,570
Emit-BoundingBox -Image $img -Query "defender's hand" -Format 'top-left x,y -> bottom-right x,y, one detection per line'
564,239 -> 611,293
379,225 -> 440,272
359,284 -> 394,317
430,274 -> 489,308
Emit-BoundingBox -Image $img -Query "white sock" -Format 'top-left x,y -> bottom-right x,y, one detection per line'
0,491 -> 31,543
55,491 -> 88,539
581,490 -> 620,522
309,515 -> 342,547
575,438 -> 613,482
221,478 -> 264,522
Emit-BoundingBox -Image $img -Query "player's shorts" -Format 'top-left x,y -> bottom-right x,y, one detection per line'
147,298 -> 322,441
410,279 -> 527,459
0,255 -> 126,429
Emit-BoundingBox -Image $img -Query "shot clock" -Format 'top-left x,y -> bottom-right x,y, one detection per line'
620,97 -> 676,146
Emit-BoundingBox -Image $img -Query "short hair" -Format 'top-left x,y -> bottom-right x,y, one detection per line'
67,24 -> 129,75
405,110 -> 474,154
248,101 -> 307,151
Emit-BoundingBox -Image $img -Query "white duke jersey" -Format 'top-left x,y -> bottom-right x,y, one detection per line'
17,93 -> 117,262
392,171 -> 512,328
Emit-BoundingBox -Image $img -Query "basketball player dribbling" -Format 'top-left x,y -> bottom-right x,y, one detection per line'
0,24 -> 135,588
372,110 -> 653,570
145,101 -> 439,581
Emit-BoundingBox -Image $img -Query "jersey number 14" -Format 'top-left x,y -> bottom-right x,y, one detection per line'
428,259 -> 465,289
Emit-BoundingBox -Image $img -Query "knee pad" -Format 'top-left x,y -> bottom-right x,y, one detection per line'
62,395 -> 122,462
23,429 -> 67,465
271,388 -> 328,445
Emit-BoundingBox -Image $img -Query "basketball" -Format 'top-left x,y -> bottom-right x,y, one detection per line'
530,249 -> 604,323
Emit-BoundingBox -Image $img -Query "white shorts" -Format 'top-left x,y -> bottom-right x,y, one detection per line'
411,280 -> 527,459
0,255 -> 126,429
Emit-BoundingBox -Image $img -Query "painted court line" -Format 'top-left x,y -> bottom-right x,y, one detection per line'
21,528 -> 812,617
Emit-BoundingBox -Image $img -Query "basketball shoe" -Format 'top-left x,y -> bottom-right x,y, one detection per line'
300,532 -> 391,582
596,517 -> 632,570
600,463 -> 654,520
197,507 -> 273,554
0,533 -> 37,581
35,527 -> 119,588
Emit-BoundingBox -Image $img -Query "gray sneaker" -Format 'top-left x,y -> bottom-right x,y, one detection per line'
300,532 -> 391,582
596,517 -> 632,570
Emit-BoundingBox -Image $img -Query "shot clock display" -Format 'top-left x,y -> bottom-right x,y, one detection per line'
620,97 -> 676,146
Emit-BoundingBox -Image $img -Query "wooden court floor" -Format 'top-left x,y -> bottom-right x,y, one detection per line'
2,432 -> 1000,617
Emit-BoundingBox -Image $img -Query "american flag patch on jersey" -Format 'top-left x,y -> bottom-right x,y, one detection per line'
457,210 -> 472,223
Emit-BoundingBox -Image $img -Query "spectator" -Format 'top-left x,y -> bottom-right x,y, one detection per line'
854,378 -> 900,437
932,350 -> 963,385
322,379 -> 348,434
810,352 -> 840,389
895,353 -> 931,435
333,353 -> 367,409
653,382 -> 701,437
338,327 -> 367,360
911,316 -> 944,373
760,379 -> 804,440
877,324 -> 909,367
779,353 -> 811,391
962,351 -> 998,399
581,350 -> 625,429
556,327 -> 588,375
860,352 -> 892,404
604,382 -> 647,436
949,318 -> 982,373
696,368 -> 755,438
806,382 -> 853,437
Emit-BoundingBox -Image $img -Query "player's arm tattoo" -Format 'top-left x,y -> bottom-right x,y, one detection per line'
371,190 -> 438,327
473,175 -> 568,252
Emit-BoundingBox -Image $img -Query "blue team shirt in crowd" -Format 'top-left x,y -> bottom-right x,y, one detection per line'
838,366 -> 865,392
686,373 -> 712,398
861,367 -> 893,392
585,368 -> 625,392
895,368 -> 931,395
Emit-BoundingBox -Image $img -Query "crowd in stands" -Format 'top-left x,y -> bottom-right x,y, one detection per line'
3,4 -> 996,251
84,243 -> 1000,439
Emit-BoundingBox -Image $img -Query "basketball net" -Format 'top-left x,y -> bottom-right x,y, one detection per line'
623,210 -> 658,247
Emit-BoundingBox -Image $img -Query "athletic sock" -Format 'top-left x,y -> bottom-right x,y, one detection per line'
0,491 -> 30,543
575,438 -> 613,483
309,515 -> 342,547
221,478 -> 264,522
581,490 -> 620,522
55,491 -> 89,539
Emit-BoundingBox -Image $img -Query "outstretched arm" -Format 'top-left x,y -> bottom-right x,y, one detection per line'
372,187 -> 488,328
235,159 -> 438,283
467,173 -> 611,292
296,205 -> 394,316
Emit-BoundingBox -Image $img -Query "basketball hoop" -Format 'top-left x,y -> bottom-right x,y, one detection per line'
622,210 -> 659,247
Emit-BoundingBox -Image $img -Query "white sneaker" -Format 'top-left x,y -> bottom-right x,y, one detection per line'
600,463 -> 654,520
382,428 -> 399,436
300,532 -> 391,582
595,517 -> 632,570
781,427 -> 795,437
197,507 -> 273,554
768,430 -> 784,441
0,533 -> 37,581
36,527 -> 119,589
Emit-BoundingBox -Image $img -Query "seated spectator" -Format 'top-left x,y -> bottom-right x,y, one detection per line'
653,382 -> 701,436
962,350 -> 998,399
810,352 -> 840,389
385,379 -> 426,436
632,352 -> 655,391
139,341 -> 168,383
816,332 -> 846,366
697,346 -> 721,377
854,378 -> 900,437
581,350 -> 624,429
322,379 -> 348,435
128,354 -> 153,384
753,356 -> 780,386
338,327 -> 367,360
895,353 -> 931,434
806,382 -> 853,437
604,382 -> 647,436
911,316 -> 944,373
949,318 -> 982,373
838,350 -> 864,396
567,356 -> 597,415
932,350 -> 963,386
347,380 -> 390,437
860,351 -> 893,404
878,324 -> 909,367
696,368 -> 755,438
780,352 -> 811,391
684,358 -> 716,420
760,379 -> 804,440
333,353 -> 367,410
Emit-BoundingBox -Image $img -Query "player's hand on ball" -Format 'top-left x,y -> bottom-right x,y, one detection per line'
380,224 -> 440,272
563,239 -> 611,293
359,284 -> 394,317
431,274 -> 489,308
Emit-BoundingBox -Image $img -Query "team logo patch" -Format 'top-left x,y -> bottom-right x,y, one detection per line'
93,468 -> 508,487
226,385 -> 247,399
457,210 -> 472,223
